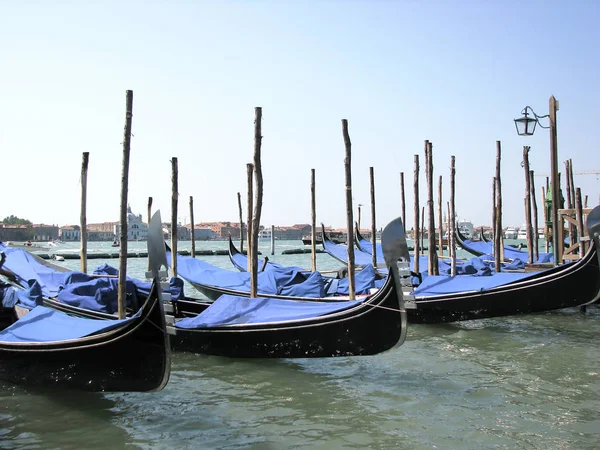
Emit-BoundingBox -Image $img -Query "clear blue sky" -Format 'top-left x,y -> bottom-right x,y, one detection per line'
1,1 -> 599,230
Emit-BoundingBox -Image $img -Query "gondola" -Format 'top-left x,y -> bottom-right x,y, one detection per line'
4,217 -> 410,359
355,225 -> 383,259
322,207 -> 600,323
172,239 -> 383,302
455,225 -> 554,263
0,211 -> 171,392
228,236 -> 304,273
165,216 -> 408,358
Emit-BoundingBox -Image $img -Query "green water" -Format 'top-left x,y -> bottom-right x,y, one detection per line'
1,239 -> 598,449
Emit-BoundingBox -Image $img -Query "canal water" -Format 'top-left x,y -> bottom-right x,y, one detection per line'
1,239 -> 598,449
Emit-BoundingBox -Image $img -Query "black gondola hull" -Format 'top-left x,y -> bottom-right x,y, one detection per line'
170,275 -> 404,358
409,245 -> 600,323
0,288 -> 171,392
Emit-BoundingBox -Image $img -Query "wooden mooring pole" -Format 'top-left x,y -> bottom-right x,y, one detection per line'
251,107 -> 263,298
117,90 -> 133,320
310,168 -> 317,272
369,166 -> 377,269
80,152 -> 89,273
270,225 -> 275,255
170,157 -> 179,277
523,146 -> 533,263
413,154 -> 420,274
147,196 -> 152,271
237,192 -> 244,253
530,170 -> 539,262
495,141 -> 504,262
189,196 -> 195,258
246,163 -> 254,273
400,172 -> 406,230
493,176 -> 500,271
342,119 -> 356,300
426,141 -> 438,275
437,175 -> 443,257
449,156 -> 456,276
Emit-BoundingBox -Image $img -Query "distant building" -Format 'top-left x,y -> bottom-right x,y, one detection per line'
0,224 -> 33,242
59,225 -> 81,241
195,222 -> 242,239
87,222 -> 118,241
113,206 -> 148,241
184,224 -> 218,240
31,224 -> 59,241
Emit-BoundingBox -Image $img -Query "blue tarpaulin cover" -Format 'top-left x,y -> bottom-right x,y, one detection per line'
460,239 -> 554,263
0,244 -> 67,297
170,252 -> 376,297
0,305 -> 136,343
229,245 -> 305,273
412,271 -> 537,296
324,238 -> 527,280
0,280 -> 44,309
175,294 -> 361,328
0,245 -> 183,312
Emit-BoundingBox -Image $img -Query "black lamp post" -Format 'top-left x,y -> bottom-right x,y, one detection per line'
514,96 -> 560,264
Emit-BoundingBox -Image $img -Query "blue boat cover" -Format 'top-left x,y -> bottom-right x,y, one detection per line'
175,294 -> 361,328
322,239 -> 375,267
356,237 -> 382,259
0,245 -> 183,313
0,244 -> 68,297
460,239 -> 554,263
324,238 -> 526,281
412,271 -> 537,296
0,280 -> 44,309
171,252 -> 379,297
229,245 -> 306,273
324,264 -> 383,295
0,305 -> 136,343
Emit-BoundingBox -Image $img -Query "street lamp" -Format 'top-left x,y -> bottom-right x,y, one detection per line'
514,106 -> 548,136
514,96 -> 560,265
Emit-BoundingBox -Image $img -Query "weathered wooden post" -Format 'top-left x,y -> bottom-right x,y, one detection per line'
270,225 -> 275,255
117,90 -> 133,320
80,152 -> 89,273
523,146 -> 533,263
342,119 -> 356,300
450,156 -> 456,276
549,95 -> 560,265
189,196 -> 195,258
530,170 -> 539,261
421,206 -> 425,251
246,163 -> 254,272
564,160 -> 573,246
493,177 -> 500,272
495,141 -> 504,262
147,197 -> 153,231
400,172 -> 406,229
575,188 -> 586,255
413,154 -> 420,275
566,159 -> 577,246
237,192 -> 244,252
369,166 -> 377,269
437,175 -> 443,257
251,106 -> 264,298
170,157 -> 178,278
147,196 -> 153,271
542,184 -> 549,253
576,187 -> 586,314
310,168 -> 317,272
426,141 -> 438,275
